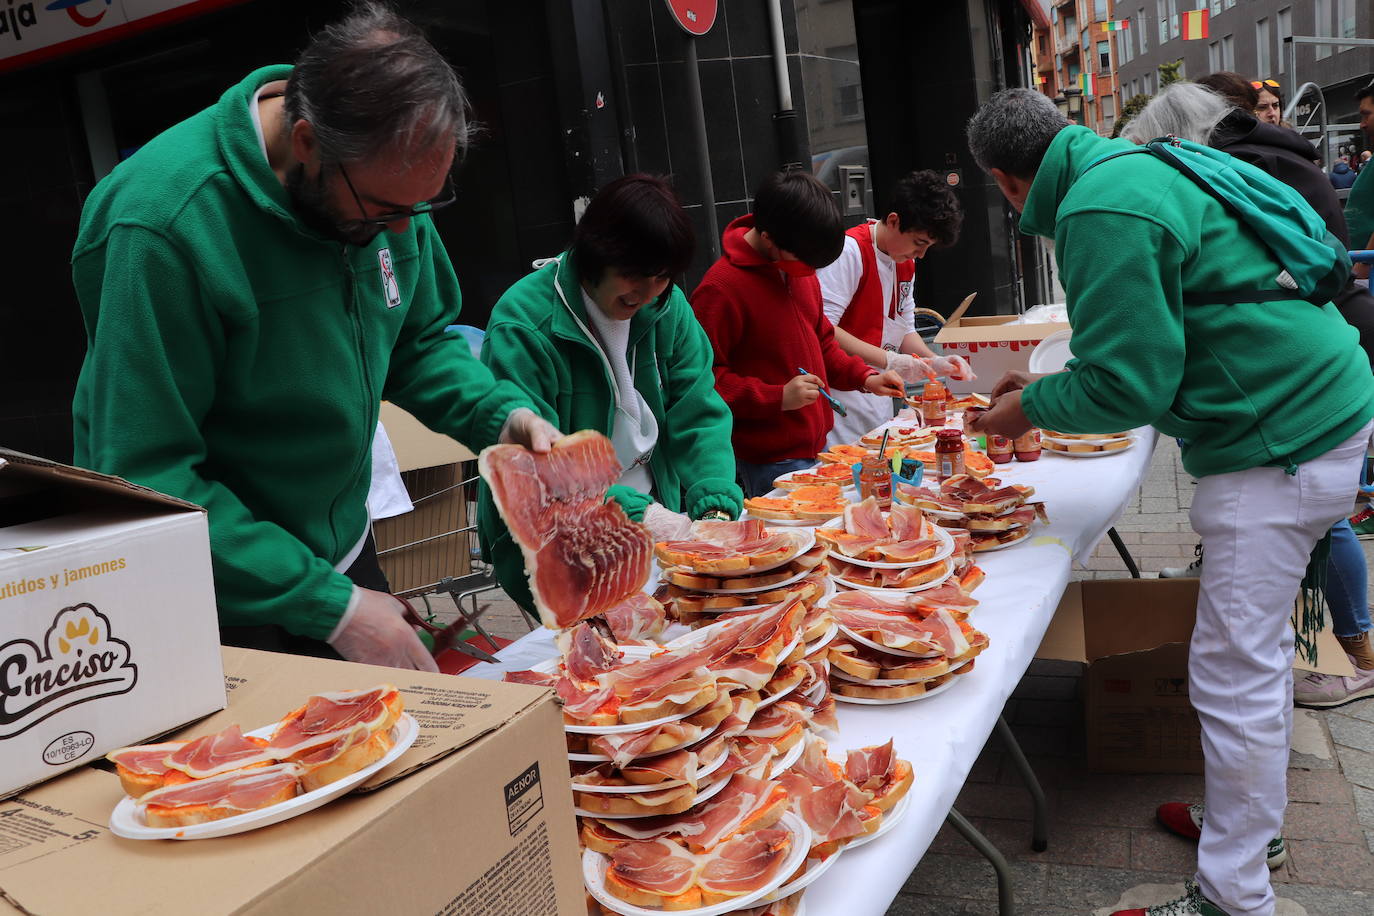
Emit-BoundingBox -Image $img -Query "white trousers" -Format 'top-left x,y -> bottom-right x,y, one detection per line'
1190,421 -> 1371,916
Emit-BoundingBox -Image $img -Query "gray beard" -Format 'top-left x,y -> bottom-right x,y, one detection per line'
285,164 -> 383,248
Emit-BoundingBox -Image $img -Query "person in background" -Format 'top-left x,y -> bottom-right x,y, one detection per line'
1253,78 -> 1285,126
816,170 -> 974,446
69,4 -> 559,672
966,88 -> 1373,916
691,170 -> 906,498
1346,83 -> 1374,288
478,175 -> 742,613
1331,156 -> 1358,190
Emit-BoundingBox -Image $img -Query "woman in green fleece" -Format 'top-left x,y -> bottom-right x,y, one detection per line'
478,175 -> 743,614
966,89 -> 1374,916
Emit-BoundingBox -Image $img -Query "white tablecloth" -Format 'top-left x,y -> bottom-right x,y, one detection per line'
465,428 -> 1160,916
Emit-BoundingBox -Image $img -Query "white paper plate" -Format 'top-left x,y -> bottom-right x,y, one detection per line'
663,619 -> 804,662
773,466 -> 860,492
109,713 -> 419,840
832,672 -> 964,705
567,723 -> 716,764
571,743 -> 731,795
1027,328 -> 1074,374
1042,439 -> 1136,458
758,844 -> 842,903
829,656 -> 972,687
801,621 -> 839,657
574,768 -> 734,819
969,530 -> 1033,553
743,512 -> 828,527
1041,433 -> 1133,447
768,736 -> 805,778
831,559 -> 955,594
689,577 -> 836,616
835,624 -> 942,660
582,810 -> 812,915
819,519 -> 955,569
845,789 -> 913,849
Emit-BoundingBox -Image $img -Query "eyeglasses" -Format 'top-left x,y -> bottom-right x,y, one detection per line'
337,163 -> 457,228
1251,79 -> 1280,90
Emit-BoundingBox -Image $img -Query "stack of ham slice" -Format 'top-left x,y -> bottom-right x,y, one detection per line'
654,519 -> 809,576
822,591 -> 989,702
480,430 -> 653,629
896,474 -> 1048,554
815,498 -> 955,591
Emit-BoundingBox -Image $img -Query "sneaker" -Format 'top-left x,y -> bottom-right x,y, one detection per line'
1351,506 -> 1374,540
1155,802 -> 1288,869
1160,543 -> 1203,578
1293,663 -> 1374,709
1111,880 -> 1226,916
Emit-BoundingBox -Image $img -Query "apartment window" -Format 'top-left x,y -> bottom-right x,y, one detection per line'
1098,40 -> 1110,70
1159,9 -> 1168,44
1255,18 -> 1270,77
1277,7 -> 1291,72
1119,27 -> 1132,64
1102,95 -> 1116,120
1315,0 -> 1331,59
1338,0 -> 1356,40
1138,7 -> 1148,53
1069,61 -> 1082,80
1209,0 -> 1221,14
1221,33 -> 1234,70
1094,0 -> 1108,20
1223,0 -> 1235,8
1208,40 -> 1221,71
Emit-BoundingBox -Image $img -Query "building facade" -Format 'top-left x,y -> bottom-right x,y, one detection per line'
1032,0 -> 1125,135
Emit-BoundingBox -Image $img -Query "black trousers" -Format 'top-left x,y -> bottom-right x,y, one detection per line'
219,532 -> 391,660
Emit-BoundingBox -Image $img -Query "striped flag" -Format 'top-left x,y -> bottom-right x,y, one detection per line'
1181,8 -> 1209,40
1080,72 -> 1097,95
1036,73 -> 1048,85
1102,20 -> 1130,31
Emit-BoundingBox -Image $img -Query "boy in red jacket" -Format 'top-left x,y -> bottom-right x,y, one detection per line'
691,171 -> 905,497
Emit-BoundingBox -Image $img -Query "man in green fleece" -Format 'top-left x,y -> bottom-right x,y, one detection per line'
479,175 -> 742,616
70,5 -> 558,671
966,89 -> 1374,916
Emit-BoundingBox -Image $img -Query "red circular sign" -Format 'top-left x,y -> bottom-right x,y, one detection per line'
664,0 -> 718,37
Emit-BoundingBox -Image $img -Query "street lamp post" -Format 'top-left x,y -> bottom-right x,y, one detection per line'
1054,95 -> 1069,119
1064,87 -> 1084,125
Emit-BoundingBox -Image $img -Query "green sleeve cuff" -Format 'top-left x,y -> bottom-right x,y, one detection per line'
685,479 -> 744,521
605,485 -> 654,522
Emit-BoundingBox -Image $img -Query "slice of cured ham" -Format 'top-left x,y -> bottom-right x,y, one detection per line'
106,741 -> 189,776
843,498 -> 888,539
887,503 -> 926,541
878,538 -> 939,563
845,739 -> 896,792
601,593 -> 668,641
608,838 -> 699,898
559,623 -> 623,683
832,606 -> 970,657
794,778 -> 870,844
480,430 -> 652,629
140,762 -> 303,815
164,724 -> 275,780
695,828 -> 791,896
267,685 -> 398,760
596,774 -> 787,852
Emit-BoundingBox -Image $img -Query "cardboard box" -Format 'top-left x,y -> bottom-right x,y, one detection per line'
1038,578 -> 1203,774
933,295 -> 1070,394
0,647 -> 584,915
0,450 -> 225,798
380,402 -> 476,472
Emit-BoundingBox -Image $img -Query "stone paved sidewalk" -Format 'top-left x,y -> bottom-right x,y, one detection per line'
434,437 -> 1374,915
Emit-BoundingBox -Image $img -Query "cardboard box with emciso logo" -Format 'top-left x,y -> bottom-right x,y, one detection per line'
0,648 -> 584,915
0,449 -> 225,798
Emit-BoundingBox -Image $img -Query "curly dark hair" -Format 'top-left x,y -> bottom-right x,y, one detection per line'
886,170 -> 963,248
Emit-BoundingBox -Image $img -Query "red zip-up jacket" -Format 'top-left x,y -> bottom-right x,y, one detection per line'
691,214 -> 877,464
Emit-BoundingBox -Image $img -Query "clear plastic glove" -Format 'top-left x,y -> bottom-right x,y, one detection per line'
885,352 -> 936,383
499,407 -> 563,453
930,355 -> 976,381
328,588 -> 439,672
642,503 -> 693,542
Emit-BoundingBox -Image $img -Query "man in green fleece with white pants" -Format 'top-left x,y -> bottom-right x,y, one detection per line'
966,89 -> 1374,916
69,6 -> 558,671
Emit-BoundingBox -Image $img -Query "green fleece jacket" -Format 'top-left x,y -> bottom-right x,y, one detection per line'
478,252 -> 742,611
1348,164 -> 1374,252
70,66 -> 531,640
1019,126 -> 1374,477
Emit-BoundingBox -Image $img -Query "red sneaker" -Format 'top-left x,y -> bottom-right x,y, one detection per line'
1156,801 -> 1203,840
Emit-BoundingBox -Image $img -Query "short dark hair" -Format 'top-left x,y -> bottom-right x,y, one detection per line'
886,170 -> 963,248
965,88 -> 1071,180
284,2 -> 473,166
1356,80 -> 1374,104
752,171 -> 845,268
573,175 -> 695,285
1193,72 -> 1259,110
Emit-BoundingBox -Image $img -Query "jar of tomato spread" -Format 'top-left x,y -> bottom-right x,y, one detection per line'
858,455 -> 892,507
1014,428 -> 1042,462
920,380 -> 947,425
936,429 -> 966,480
988,435 -> 1014,464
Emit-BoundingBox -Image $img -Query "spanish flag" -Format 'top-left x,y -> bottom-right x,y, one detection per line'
1102,20 -> 1130,31
1080,72 -> 1097,95
1181,8 -> 1208,40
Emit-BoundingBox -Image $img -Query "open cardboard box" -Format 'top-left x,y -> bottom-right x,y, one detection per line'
1039,579 -> 1354,774
933,294 -> 1070,395
0,647 -> 583,915
0,449 -> 225,798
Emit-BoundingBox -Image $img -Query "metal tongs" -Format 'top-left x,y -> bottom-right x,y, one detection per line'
395,590 -> 501,663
